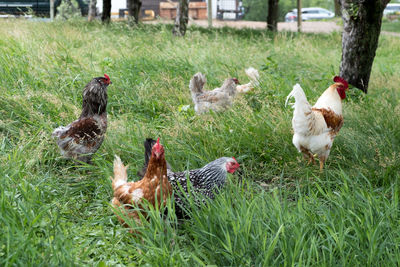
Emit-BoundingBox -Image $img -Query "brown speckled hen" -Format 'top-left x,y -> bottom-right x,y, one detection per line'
111,138 -> 172,229
52,74 -> 111,163
190,73 -> 239,114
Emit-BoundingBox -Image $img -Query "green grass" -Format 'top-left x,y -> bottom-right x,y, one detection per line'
382,20 -> 400,33
0,19 -> 400,266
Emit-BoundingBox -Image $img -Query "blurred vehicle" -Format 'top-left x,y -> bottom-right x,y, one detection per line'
383,3 -> 400,15
216,0 -> 244,20
0,0 -> 88,16
285,7 -> 334,22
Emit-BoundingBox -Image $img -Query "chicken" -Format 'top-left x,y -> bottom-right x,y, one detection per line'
52,74 -> 112,163
285,76 -> 349,171
190,72 -> 239,114
236,67 -> 260,93
137,138 -> 172,178
139,138 -> 240,219
111,138 -> 172,228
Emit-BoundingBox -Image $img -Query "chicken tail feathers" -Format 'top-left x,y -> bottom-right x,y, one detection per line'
111,155 -> 128,191
137,138 -> 156,177
144,138 -> 156,166
245,67 -> 260,86
285,84 -> 308,108
189,72 -> 206,96
286,84 -> 318,136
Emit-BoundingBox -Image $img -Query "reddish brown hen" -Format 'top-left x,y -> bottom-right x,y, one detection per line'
52,74 -> 112,163
111,138 -> 172,229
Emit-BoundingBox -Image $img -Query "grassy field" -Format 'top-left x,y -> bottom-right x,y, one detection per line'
0,19 -> 399,266
382,20 -> 400,33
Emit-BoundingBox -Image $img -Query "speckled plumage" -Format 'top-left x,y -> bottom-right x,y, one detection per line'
167,157 -> 233,217
52,75 -> 111,163
139,139 -> 239,218
190,72 -> 239,114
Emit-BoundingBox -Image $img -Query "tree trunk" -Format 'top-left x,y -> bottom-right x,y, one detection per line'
88,0 -> 97,21
172,0 -> 189,36
267,0 -> 279,31
334,0 -> 341,16
207,0 -> 212,27
101,0 -> 111,23
297,0 -> 301,32
339,0 -> 390,93
50,0 -> 55,20
127,0 -> 142,24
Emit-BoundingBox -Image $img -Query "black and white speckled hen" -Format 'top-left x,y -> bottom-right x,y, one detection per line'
52,74 -> 112,163
139,138 -> 240,218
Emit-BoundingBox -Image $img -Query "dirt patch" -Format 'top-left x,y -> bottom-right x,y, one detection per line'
147,19 -> 342,33
191,20 -> 342,34
147,19 -> 400,36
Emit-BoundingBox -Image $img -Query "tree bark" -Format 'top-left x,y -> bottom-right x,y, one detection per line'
339,0 -> 390,93
267,0 -> 279,31
50,0 -> 55,20
101,0 -> 111,23
172,0 -> 189,36
334,0 -> 341,16
297,0 -> 301,32
88,0 -> 97,21
127,0 -> 142,24
207,0 -> 212,27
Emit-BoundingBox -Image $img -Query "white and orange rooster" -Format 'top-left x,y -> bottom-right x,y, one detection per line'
285,76 -> 349,171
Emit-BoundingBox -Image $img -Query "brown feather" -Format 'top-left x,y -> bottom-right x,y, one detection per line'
312,108 -> 343,133
111,149 -> 172,232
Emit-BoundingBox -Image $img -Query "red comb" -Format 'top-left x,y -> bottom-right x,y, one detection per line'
333,76 -> 348,89
104,74 -> 110,81
154,137 -> 161,149
153,137 -> 162,152
233,78 -> 239,84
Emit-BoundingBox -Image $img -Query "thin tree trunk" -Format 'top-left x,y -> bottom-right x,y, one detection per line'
297,0 -> 301,32
267,0 -> 279,31
173,0 -> 189,36
334,0 -> 341,16
50,0 -> 54,20
101,0 -> 111,23
207,0 -> 212,27
339,0 -> 390,93
127,0 -> 142,24
88,0 -> 97,21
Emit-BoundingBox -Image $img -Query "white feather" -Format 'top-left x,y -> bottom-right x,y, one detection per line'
245,67 -> 260,85
286,83 -> 332,158
236,67 -> 260,94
